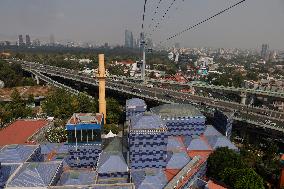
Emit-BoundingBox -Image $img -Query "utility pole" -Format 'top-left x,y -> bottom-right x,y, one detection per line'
141,32 -> 146,81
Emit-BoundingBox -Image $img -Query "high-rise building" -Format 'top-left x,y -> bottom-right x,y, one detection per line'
146,38 -> 153,48
50,34 -> 55,46
25,35 -> 31,46
125,29 -> 133,48
18,35 -> 24,46
32,39 -> 41,46
261,44 -> 269,60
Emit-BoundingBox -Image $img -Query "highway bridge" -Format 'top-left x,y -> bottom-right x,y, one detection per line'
12,60 -> 284,133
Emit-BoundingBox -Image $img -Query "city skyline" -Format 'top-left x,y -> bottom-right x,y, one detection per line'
0,0 -> 283,49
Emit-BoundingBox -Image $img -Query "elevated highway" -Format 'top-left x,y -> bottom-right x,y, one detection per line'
14,60 -> 284,133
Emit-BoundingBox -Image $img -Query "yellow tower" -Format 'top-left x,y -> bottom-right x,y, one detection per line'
96,54 -> 107,123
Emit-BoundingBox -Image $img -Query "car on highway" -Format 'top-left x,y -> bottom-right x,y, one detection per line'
147,84 -> 154,88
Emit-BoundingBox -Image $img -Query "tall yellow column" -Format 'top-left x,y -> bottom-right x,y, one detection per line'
96,54 -> 107,123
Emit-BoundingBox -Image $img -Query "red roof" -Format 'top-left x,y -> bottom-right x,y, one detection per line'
0,120 -> 48,146
164,169 -> 180,182
207,180 -> 227,189
281,168 -> 284,187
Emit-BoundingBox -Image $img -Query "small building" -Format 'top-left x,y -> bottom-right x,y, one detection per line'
65,113 -> 104,168
151,104 -> 206,137
129,113 -> 168,169
125,98 -> 147,121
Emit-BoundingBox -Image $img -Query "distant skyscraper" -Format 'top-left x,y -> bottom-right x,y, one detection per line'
18,35 -> 24,46
49,34 -> 55,46
25,35 -> 31,46
125,29 -> 134,48
32,39 -> 41,46
146,38 -> 153,48
174,42 -> 180,49
261,44 -> 269,60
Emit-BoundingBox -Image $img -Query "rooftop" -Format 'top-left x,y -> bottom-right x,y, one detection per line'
0,86 -> 53,101
6,161 -> 62,188
151,104 -> 204,118
206,136 -> 238,151
0,119 -> 48,146
130,113 -> 166,130
203,125 -> 222,137
67,113 -> 103,125
57,170 -> 96,186
126,98 -> 146,108
166,152 -> 191,169
97,153 -> 128,174
132,169 -> 168,189
0,144 -> 39,163
0,163 -> 20,188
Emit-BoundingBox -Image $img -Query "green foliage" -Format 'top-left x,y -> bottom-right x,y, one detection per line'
207,147 -> 265,188
0,89 -> 34,126
207,147 -> 246,180
42,90 -> 97,119
0,60 -> 36,87
103,123 -> 122,134
46,125 -> 67,143
221,168 -> 265,189
106,98 -> 123,124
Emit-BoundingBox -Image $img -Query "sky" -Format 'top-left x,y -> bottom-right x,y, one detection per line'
0,0 -> 283,49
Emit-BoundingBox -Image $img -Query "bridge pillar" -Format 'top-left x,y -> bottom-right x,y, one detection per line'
240,92 -> 247,105
34,75 -> 40,85
190,87 -> 195,95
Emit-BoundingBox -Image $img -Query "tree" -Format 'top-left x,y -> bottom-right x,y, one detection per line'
106,98 -> 123,124
221,168 -> 265,189
207,147 -> 246,180
103,123 -> 122,134
76,92 -> 97,113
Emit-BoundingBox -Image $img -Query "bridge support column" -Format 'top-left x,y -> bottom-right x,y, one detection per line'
240,92 -> 247,105
35,75 -> 40,85
190,87 -> 195,95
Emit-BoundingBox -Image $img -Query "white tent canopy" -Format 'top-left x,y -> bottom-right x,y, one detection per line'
103,130 -> 117,138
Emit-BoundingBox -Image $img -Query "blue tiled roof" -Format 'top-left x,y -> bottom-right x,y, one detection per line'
0,164 -> 20,188
204,125 -> 222,136
97,153 -> 128,174
58,170 -> 96,186
187,138 -> 211,151
0,145 -> 38,163
206,136 -> 238,150
56,143 -> 69,154
167,137 -> 185,151
126,98 -> 146,107
131,169 -> 145,188
130,113 -> 165,130
138,169 -> 167,189
7,162 -> 62,187
40,143 -> 61,155
166,152 -> 191,169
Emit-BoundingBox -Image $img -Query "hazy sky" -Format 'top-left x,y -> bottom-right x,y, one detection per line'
0,0 -> 283,49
